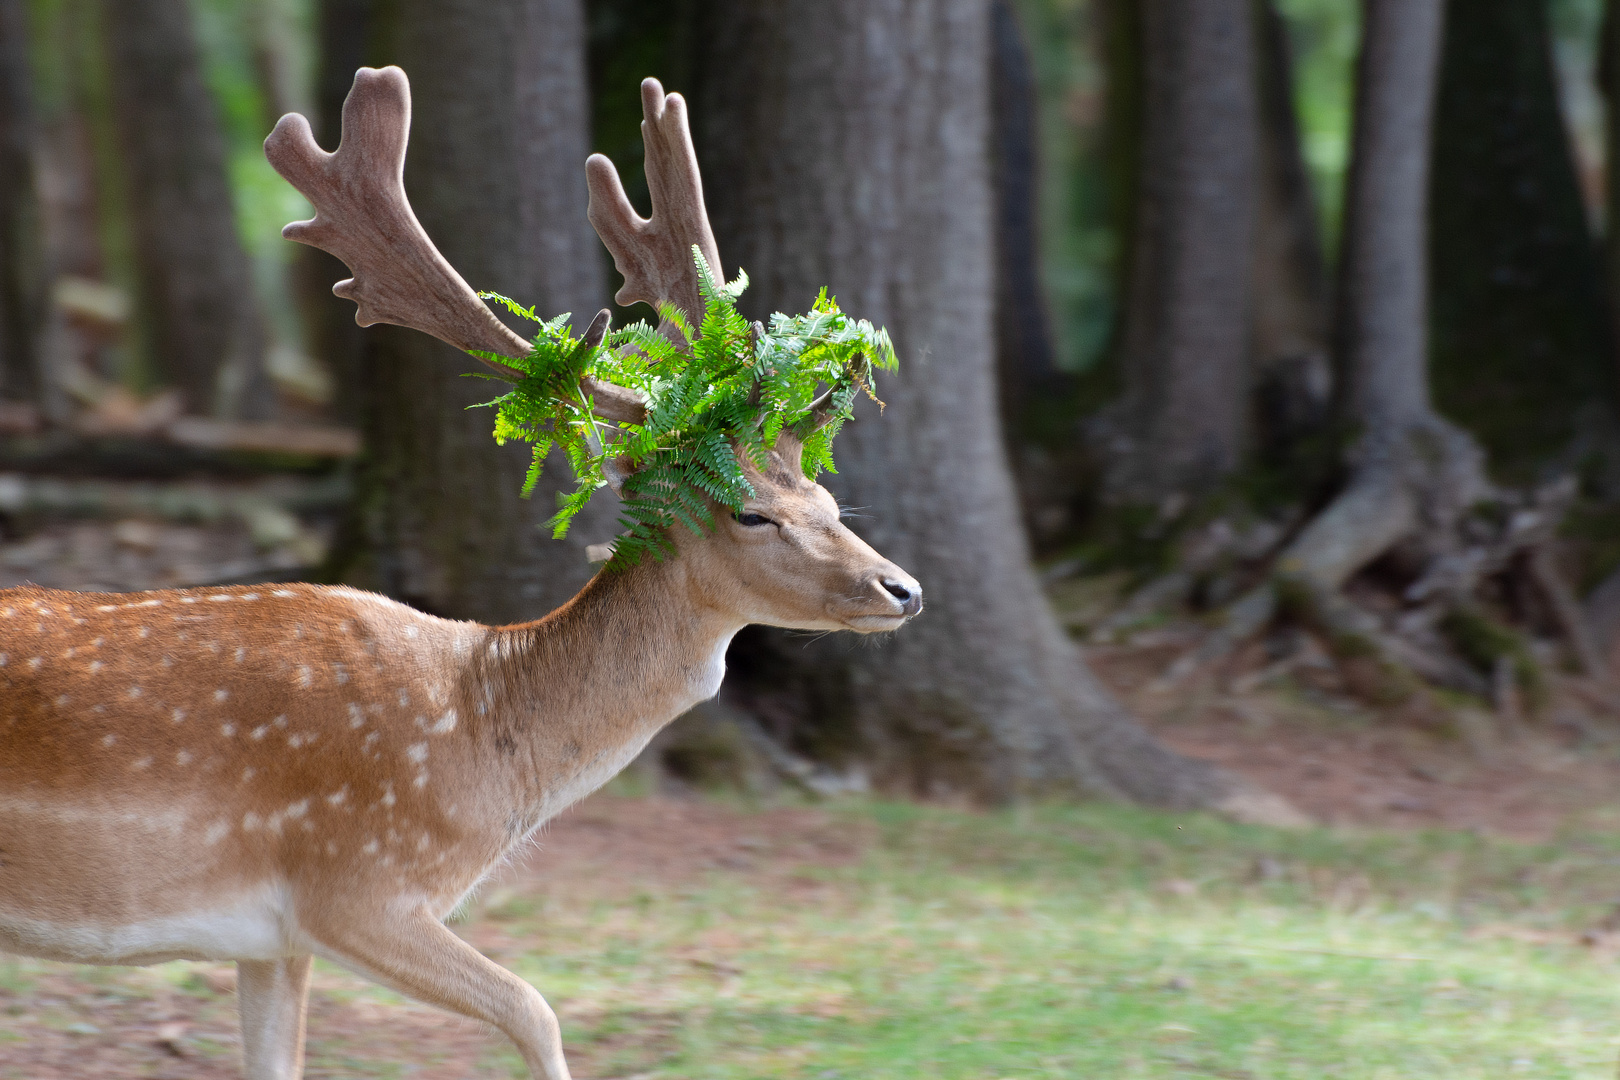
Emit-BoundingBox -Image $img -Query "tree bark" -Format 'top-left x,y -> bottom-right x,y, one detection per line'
1430,0 -> 1615,488
100,0 -> 273,419
697,0 -> 1277,813
337,0 -> 615,623
1097,0 -> 1258,505
0,0 -> 42,404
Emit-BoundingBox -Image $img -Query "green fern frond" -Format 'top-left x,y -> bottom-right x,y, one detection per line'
469,248 -> 897,568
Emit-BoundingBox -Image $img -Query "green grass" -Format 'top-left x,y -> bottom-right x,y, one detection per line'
9,800 -> 1620,1077
448,800 -> 1620,1079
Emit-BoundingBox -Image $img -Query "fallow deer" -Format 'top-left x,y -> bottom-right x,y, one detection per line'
0,67 -> 920,1080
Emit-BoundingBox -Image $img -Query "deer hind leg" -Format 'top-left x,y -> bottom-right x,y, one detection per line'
307,906 -> 572,1080
238,955 -> 313,1080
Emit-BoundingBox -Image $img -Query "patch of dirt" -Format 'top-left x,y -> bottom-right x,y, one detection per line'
1088,638 -> 1620,841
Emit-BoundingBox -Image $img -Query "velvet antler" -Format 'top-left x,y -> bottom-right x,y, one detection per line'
586,79 -> 722,329
264,66 -> 645,424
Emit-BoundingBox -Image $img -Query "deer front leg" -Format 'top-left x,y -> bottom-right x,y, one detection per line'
306,906 -> 572,1080
238,955 -> 313,1080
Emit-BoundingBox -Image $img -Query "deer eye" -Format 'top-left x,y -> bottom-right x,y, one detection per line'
734,512 -> 774,527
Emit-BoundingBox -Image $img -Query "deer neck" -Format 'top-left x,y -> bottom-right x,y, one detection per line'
473,555 -> 741,820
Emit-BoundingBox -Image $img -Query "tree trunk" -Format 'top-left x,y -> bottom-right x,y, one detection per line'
1277,0 -> 1487,595
1604,0 -> 1620,367
697,0 -> 1283,815
100,0 -> 273,419
1097,0 -> 1258,505
295,0 -> 372,423
1173,0 -> 1490,674
1252,0 -> 1331,462
0,0 -> 42,404
337,0 -> 615,623
1430,0 -> 1616,489
990,0 -> 1059,433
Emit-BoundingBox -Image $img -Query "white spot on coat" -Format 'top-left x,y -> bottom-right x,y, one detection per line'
405,743 -> 428,765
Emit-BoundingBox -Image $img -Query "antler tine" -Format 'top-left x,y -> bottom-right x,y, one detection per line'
266,67 -> 647,425
586,79 -> 721,329
265,68 -> 529,370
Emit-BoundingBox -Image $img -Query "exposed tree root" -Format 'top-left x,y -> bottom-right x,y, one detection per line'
1151,421 -> 1601,711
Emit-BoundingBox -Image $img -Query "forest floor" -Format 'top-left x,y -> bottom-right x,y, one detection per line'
8,790 -> 1620,1079
1097,635 -> 1620,842
9,517 -> 1620,1076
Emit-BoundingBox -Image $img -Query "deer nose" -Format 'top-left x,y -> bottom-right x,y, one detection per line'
880,576 -> 923,617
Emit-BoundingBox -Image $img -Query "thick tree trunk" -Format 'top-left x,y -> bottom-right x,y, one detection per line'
1430,0 -> 1615,488
1252,0 -> 1331,459
100,0 -> 273,419
338,0 -> 615,623
1278,0 -> 1487,594
697,0 -> 1283,815
0,0 -> 42,404
1098,0 -> 1258,505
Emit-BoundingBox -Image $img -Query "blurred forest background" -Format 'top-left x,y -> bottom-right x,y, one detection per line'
7,0 -> 1620,819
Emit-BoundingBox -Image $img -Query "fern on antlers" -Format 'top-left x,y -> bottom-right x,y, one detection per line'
472,248 -> 897,569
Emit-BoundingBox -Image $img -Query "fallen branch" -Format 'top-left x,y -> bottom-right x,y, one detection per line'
164,418 -> 361,458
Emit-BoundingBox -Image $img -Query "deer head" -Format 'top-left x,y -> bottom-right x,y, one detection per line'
264,66 -> 920,633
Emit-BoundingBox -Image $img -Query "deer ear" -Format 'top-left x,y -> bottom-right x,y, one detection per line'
770,431 -> 805,476
602,454 -> 635,494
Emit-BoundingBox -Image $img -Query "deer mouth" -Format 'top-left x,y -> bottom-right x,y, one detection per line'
848,615 -> 913,634
841,610 -> 915,633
